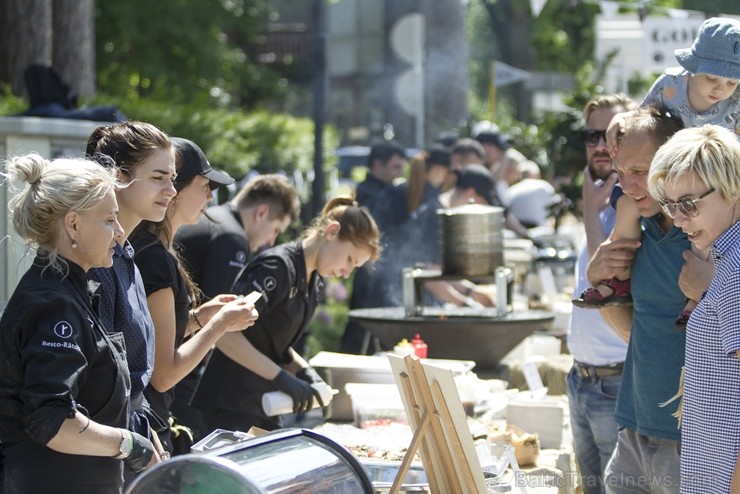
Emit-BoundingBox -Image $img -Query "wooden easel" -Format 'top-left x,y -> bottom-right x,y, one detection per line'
387,354 -> 488,494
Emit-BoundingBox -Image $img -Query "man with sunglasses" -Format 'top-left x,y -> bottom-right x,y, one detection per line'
567,94 -> 636,494
586,107 -> 705,493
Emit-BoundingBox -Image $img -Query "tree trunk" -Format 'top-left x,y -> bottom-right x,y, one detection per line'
0,0 -> 52,97
52,0 -> 95,98
423,0 -> 468,141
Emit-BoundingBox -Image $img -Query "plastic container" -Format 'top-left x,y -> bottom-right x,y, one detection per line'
393,338 -> 415,356
308,351 -> 475,422
410,334 -> 428,358
345,383 -> 407,428
262,382 -> 334,416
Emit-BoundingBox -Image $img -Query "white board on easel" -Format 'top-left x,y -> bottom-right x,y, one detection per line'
387,354 -> 488,494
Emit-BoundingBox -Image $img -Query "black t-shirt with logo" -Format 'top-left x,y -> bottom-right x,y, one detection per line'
192,241 -> 322,420
175,203 -> 251,299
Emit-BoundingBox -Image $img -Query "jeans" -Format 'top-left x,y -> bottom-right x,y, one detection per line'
604,427 -> 681,494
567,366 -> 622,494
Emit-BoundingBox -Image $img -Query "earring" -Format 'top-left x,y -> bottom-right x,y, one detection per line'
71,240 -> 78,249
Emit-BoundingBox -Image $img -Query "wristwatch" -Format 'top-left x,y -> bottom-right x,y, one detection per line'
114,429 -> 133,459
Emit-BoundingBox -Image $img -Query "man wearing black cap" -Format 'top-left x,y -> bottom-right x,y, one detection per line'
475,130 -> 510,171
450,138 -> 486,170
341,140 -> 407,354
450,163 -> 498,206
170,137 -> 235,190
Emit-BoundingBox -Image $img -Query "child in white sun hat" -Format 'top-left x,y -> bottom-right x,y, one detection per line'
653,16 -> 740,133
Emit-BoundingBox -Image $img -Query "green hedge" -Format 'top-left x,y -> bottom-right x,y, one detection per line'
96,95 -> 340,182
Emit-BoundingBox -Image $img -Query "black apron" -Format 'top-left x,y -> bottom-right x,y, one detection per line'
1,287 -> 131,494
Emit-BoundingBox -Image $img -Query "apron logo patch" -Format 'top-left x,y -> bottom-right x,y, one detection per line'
263,276 -> 277,291
53,321 -> 73,339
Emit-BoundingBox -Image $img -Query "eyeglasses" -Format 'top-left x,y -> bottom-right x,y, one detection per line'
660,188 -> 715,218
582,129 -> 607,147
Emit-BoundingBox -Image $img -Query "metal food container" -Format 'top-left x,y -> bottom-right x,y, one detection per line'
438,203 -> 505,277
126,428 -> 375,494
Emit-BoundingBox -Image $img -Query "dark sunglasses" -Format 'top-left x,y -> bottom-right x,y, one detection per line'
660,188 -> 715,218
582,129 -> 607,147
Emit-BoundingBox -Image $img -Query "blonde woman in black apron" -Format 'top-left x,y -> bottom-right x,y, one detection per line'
0,155 -> 155,493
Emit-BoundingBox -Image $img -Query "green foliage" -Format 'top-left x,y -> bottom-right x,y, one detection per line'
89,93 -> 339,181
0,85 -> 27,115
531,0 -> 599,73
95,0 -> 288,109
681,0 -> 739,16
465,1 -> 496,107
304,278 -> 352,359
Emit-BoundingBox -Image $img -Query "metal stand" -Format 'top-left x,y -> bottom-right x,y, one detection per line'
402,266 -> 513,317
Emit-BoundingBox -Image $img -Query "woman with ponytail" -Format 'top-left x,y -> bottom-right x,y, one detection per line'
193,196 -> 381,432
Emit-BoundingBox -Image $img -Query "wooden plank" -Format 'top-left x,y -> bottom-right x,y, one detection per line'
389,410 -> 430,494
431,380 -> 478,493
408,357 -> 460,494
423,363 -> 488,493
387,355 -> 488,494
389,355 -> 444,494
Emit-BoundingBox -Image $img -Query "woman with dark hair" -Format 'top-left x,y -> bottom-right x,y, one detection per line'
362,145 -> 452,309
193,196 -> 382,432
85,121 -> 178,469
130,138 -> 259,452
372,145 -> 451,233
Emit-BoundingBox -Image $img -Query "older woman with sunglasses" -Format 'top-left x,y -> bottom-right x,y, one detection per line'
648,124 -> 740,494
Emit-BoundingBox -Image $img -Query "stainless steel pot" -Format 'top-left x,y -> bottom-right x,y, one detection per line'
438,203 -> 505,277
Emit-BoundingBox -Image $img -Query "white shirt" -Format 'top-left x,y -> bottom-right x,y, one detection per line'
567,206 -> 629,365
507,179 -> 561,227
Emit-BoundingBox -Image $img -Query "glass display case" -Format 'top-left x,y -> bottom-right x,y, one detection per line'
126,428 -> 374,494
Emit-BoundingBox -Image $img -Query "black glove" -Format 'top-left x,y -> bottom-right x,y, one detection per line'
297,367 -> 332,420
296,366 -> 324,385
123,431 -> 156,472
273,369 -> 323,415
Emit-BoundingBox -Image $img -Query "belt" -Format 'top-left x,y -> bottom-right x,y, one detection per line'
574,361 -> 624,379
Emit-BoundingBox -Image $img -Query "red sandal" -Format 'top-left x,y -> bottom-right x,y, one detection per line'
572,278 -> 633,309
675,308 -> 692,330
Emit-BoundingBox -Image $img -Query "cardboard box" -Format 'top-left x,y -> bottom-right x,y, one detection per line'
506,395 -> 568,449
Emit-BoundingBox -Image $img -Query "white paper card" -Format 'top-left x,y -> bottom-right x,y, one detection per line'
522,361 -> 545,392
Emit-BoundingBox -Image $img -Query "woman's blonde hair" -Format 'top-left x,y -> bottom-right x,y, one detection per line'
4,153 -> 118,274
304,195 -> 382,260
648,125 -> 740,204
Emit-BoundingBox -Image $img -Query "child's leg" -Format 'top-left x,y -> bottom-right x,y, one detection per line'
592,194 -> 641,298
677,245 -> 710,324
